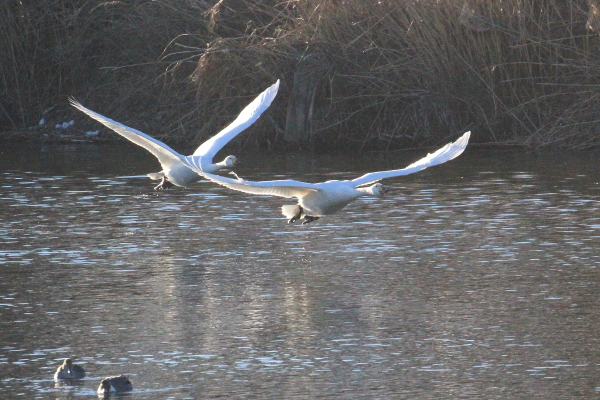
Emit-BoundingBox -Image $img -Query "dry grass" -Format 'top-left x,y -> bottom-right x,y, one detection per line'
2,0 -> 600,149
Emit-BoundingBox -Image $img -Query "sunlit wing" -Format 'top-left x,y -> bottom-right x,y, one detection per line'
69,98 -> 183,168
193,80 -> 280,159
202,171 -> 319,198
351,131 -> 471,187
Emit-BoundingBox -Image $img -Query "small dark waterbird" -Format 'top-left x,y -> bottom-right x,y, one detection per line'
97,375 -> 133,394
54,358 -> 86,380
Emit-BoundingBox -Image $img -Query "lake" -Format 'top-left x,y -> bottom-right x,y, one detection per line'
0,142 -> 599,399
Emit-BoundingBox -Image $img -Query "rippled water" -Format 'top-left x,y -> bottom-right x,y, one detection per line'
1,143 -> 599,399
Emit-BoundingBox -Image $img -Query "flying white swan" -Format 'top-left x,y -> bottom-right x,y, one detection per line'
187,131 -> 470,224
69,80 -> 280,189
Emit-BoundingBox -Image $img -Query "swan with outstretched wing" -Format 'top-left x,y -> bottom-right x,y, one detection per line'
191,131 -> 471,224
70,80 -> 279,189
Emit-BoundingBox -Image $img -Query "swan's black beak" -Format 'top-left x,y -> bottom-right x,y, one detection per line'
381,186 -> 390,195
234,160 -> 242,166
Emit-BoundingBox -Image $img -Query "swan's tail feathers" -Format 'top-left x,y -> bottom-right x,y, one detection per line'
281,205 -> 301,219
147,172 -> 164,180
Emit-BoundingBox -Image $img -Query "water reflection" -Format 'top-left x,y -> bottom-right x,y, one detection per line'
0,144 -> 599,398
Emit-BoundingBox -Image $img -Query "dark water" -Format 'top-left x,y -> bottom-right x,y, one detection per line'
1,143 -> 599,399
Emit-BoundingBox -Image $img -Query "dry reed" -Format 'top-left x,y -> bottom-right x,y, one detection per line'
2,0 -> 600,149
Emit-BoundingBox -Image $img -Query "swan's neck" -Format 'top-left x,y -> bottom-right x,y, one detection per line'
356,186 -> 378,196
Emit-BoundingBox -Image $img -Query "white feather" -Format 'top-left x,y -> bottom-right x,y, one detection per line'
70,80 -> 279,188
194,131 -> 471,223
351,131 -> 470,187
281,204 -> 302,219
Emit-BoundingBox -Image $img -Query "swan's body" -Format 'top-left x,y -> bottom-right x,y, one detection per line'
191,131 -> 470,224
97,375 -> 133,394
70,80 -> 279,189
54,358 -> 86,380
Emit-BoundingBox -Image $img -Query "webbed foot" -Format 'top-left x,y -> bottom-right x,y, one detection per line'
301,216 -> 319,225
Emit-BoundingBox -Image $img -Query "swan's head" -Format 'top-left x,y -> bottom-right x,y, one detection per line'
222,155 -> 240,167
370,183 -> 389,196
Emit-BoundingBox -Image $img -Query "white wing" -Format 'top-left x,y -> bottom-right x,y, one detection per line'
351,131 -> 471,187
69,98 -> 183,168
202,171 -> 319,199
193,80 -> 280,159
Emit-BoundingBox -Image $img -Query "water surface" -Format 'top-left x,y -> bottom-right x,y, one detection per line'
1,143 -> 599,399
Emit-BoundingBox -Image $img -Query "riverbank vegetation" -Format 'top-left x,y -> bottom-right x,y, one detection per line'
2,0 -> 600,149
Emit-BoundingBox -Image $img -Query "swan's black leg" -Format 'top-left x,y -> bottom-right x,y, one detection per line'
288,206 -> 303,224
154,178 -> 174,190
302,216 -> 319,225
153,178 -> 165,190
